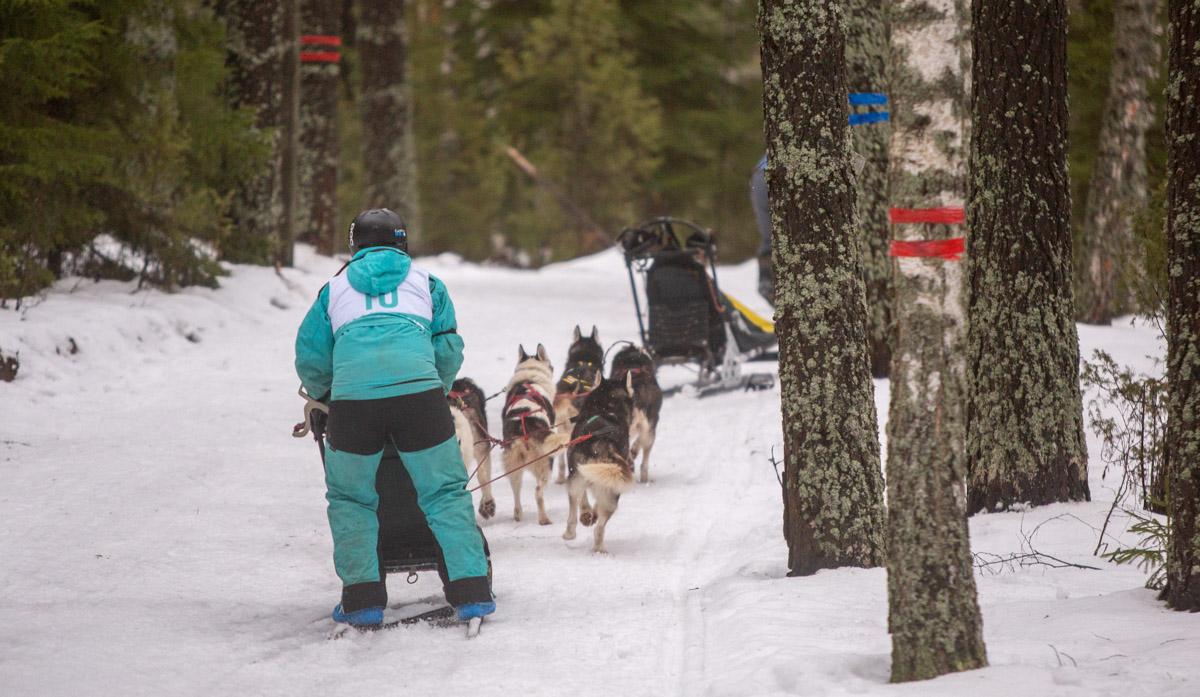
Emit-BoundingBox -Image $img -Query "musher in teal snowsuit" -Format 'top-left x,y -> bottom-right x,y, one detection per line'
295,208 -> 494,627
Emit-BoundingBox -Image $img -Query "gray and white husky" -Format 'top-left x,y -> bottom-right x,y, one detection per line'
501,344 -> 570,524
447,377 -> 495,519
610,345 -> 663,483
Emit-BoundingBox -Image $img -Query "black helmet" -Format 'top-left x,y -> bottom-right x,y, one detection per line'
348,208 -> 407,255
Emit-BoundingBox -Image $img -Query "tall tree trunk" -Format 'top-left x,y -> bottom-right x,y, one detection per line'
1077,0 -> 1161,324
359,0 -> 421,248
844,0 -> 892,378
966,0 -> 1089,513
299,0 -> 342,256
1162,0 -> 1200,612
885,0 -> 986,681
279,0 -> 299,267
759,0 -> 887,576
223,0 -> 291,263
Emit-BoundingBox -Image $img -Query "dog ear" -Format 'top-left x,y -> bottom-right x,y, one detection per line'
518,345 -> 528,363
536,343 -> 549,362
573,325 -> 582,342
590,325 -> 599,342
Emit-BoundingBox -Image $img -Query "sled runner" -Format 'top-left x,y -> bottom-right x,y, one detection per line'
617,217 -> 776,396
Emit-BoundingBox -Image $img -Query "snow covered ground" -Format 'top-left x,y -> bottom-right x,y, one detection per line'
1,245 -> 1195,697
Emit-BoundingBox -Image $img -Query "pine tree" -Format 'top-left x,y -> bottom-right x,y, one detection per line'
759,0 -> 887,575
221,0 -> 295,264
1162,0 -> 1200,612
500,0 -> 661,257
358,0 -> 420,246
1076,0 -> 1161,324
298,0 -> 341,255
885,0 -> 986,680
844,0 -> 892,377
966,0 -> 1089,513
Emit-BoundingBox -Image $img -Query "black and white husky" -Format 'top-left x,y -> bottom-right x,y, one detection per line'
562,372 -> 635,553
553,326 -> 604,483
501,345 -> 570,524
447,377 -> 495,519
610,345 -> 663,484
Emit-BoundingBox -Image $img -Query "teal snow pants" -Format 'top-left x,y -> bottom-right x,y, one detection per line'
323,388 -> 490,612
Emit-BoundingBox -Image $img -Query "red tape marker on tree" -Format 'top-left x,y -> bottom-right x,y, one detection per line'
301,35 -> 341,46
888,238 -> 965,261
301,52 -> 340,63
888,207 -> 965,224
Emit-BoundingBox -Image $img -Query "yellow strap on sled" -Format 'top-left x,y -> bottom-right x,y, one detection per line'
725,293 -> 775,334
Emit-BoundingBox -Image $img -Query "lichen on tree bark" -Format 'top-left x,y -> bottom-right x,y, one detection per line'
1163,0 -> 1200,612
759,0 -> 887,575
965,0 -> 1089,514
885,0 -> 987,681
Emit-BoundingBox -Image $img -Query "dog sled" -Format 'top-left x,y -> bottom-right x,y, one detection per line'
617,217 -> 776,397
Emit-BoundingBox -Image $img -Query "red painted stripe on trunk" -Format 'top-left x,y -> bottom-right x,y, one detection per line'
301,52 -> 340,63
888,238 -> 965,261
888,207 -> 966,224
301,35 -> 341,46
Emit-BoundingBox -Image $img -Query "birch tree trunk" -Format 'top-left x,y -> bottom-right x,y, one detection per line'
298,0 -> 341,255
1077,0 -> 1161,324
966,0 -> 1089,513
223,0 -> 290,263
759,0 -> 887,576
885,0 -> 986,681
1163,0 -> 1200,613
359,0 -> 421,247
845,0 -> 893,377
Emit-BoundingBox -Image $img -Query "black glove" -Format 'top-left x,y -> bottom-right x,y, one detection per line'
309,408 -> 328,438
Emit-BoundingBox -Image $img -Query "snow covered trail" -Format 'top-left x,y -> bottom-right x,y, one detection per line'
1,246 -> 1197,697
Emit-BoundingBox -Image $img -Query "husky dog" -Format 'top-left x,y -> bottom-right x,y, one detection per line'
552,325 -> 604,483
501,344 -> 570,524
610,345 -> 663,483
562,373 -> 635,553
447,377 -> 496,519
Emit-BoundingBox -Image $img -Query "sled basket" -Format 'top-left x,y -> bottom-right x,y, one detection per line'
617,217 -> 776,383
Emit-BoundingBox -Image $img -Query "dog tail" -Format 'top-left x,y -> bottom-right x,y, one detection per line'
543,432 -> 572,451
576,460 -> 634,494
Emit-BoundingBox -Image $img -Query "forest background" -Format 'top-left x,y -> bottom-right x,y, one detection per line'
0,0 -> 1166,309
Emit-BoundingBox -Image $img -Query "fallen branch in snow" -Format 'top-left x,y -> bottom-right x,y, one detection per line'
768,446 -> 783,486
972,551 -> 1102,573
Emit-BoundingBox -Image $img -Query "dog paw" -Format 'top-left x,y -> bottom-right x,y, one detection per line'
580,511 -> 596,526
539,516 -> 552,526
562,530 -> 576,540
592,545 -> 608,554
513,508 -> 523,522
479,499 -> 496,519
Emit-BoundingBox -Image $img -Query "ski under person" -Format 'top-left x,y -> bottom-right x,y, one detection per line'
294,208 -> 494,628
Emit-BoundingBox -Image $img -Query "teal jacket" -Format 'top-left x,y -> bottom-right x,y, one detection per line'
295,247 -> 465,401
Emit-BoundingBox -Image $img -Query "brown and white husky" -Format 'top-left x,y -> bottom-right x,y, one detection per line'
552,326 -> 604,483
501,344 -> 570,524
563,372 -> 635,553
447,377 -> 496,519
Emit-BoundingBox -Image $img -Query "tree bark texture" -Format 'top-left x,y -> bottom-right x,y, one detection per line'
359,0 -> 421,247
965,0 -> 1089,514
298,0 -> 341,255
760,0 -> 887,576
224,0 -> 289,262
844,0 -> 893,378
279,0 -> 299,267
1077,0 -> 1161,324
1163,0 -> 1200,612
885,0 -> 987,681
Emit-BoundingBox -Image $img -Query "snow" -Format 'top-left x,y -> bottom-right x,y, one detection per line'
1,245 -> 1195,697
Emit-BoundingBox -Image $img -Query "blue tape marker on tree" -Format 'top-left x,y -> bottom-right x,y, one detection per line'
848,93 -> 888,106
848,111 -> 890,125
